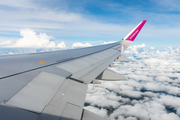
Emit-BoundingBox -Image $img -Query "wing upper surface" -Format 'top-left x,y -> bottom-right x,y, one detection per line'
0,43 -> 118,79
0,42 -> 121,120
57,48 -> 120,83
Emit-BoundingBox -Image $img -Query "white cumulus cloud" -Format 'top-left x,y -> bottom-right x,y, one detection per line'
0,40 -> 11,46
177,108 -> 180,117
12,29 -> 66,48
72,42 -> 92,48
84,44 -> 180,120
102,41 -> 117,44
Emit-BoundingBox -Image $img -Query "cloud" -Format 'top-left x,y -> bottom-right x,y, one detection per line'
84,44 -> 180,120
102,41 -> 117,45
110,102 -> 180,120
1,1 -> 180,49
130,44 -> 146,48
0,0 -> 34,8
156,95 -> 180,109
143,82 -> 180,95
1,0 -> 180,48
0,40 -> 11,46
118,90 -> 142,98
124,44 -> 146,54
11,29 -> 66,48
72,42 -> 92,48
152,0 -> 180,12
57,42 -> 66,48
119,84 -> 134,91
177,108 -> 180,117
128,75 -> 153,81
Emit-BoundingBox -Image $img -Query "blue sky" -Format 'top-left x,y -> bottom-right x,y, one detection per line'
0,1 -> 180,119
0,0 -> 180,47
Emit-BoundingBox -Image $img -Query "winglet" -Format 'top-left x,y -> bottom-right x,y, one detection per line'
124,20 -> 147,41
120,20 -> 147,52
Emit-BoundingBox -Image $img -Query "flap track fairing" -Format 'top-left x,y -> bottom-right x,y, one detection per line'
96,69 -> 127,81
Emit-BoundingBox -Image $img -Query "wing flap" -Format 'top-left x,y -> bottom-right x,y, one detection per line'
70,59 -> 105,80
82,109 -> 104,120
0,66 -> 71,104
6,72 -> 66,113
96,69 -> 127,81
79,53 -> 119,83
37,79 -> 87,120
5,73 -> 88,120
114,55 -> 131,62
61,103 -> 82,120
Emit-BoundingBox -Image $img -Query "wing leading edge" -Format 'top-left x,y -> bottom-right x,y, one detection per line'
0,20 -> 146,120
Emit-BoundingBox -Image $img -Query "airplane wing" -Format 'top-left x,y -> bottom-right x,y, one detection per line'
0,20 -> 146,120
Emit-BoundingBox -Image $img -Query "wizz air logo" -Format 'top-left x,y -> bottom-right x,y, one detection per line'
130,30 -> 139,39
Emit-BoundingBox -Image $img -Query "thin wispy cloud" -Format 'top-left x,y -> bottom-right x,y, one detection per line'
151,0 -> 180,12
0,0 -> 180,47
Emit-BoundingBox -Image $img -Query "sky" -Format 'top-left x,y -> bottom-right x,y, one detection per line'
0,1 -> 180,120
0,0 -> 180,48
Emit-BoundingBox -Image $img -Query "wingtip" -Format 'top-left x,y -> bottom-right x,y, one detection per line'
120,20 -> 147,52
142,20 -> 147,23
125,20 -> 147,42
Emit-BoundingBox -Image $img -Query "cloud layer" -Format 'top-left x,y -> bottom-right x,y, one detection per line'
84,44 -> 180,120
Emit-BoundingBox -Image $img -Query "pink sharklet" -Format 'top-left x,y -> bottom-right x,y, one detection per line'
123,45 -> 127,51
126,20 -> 147,41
